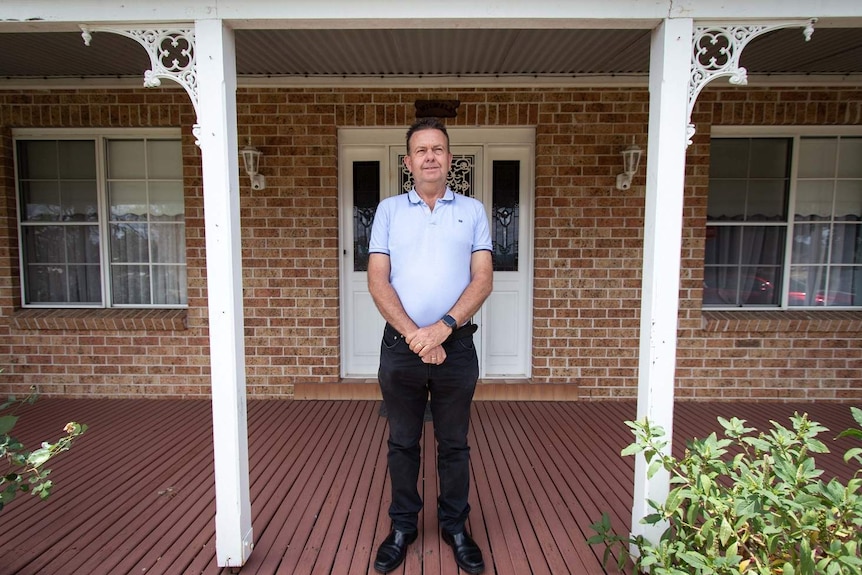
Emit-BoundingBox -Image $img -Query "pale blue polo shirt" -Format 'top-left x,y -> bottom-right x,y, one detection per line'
369,187 -> 493,328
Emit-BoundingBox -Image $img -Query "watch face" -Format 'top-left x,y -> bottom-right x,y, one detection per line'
442,315 -> 457,328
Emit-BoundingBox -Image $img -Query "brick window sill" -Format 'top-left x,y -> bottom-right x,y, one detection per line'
702,310 -> 862,334
10,308 -> 188,331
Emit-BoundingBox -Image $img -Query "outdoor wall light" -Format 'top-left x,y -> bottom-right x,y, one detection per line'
615,140 -> 642,191
240,140 -> 266,191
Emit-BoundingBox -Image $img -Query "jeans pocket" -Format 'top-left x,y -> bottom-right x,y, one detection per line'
454,337 -> 475,352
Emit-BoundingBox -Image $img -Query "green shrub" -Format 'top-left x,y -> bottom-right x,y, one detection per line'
589,408 -> 862,575
1,389 -> 87,512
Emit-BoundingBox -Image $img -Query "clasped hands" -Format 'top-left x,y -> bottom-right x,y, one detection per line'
405,323 -> 450,365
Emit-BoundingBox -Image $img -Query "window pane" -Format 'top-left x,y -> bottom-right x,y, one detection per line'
704,224 -> 785,306
107,140 -> 146,179
789,266 -> 828,306
352,161 -> 379,272
709,138 -> 749,178
26,265 -> 68,303
798,138 -> 837,178
58,141 -> 97,179
150,223 -> 185,263
61,180 -> 98,221
707,180 -> 747,220
111,223 -> 149,263
749,139 -> 790,178
492,160 -> 519,272
827,266 -> 862,306
792,220 -> 830,265
830,224 -> 862,264
149,182 -> 184,221
21,181 -> 61,222
747,179 -> 787,220
796,181 -> 834,219
18,140 -> 59,179
836,181 -> 862,220
146,140 -> 183,179
837,138 -> 862,178
152,265 -> 187,305
23,225 -> 65,263
65,225 -> 101,265
109,181 -> 148,221
703,265 -> 781,306
111,264 -> 150,305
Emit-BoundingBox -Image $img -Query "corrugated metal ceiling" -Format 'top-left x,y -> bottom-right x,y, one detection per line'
0,27 -> 859,80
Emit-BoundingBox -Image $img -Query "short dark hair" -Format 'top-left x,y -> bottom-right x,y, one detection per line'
405,117 -> 449,154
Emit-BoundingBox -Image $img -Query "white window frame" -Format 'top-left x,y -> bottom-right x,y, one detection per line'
12,127 -> 186,309
707,126 -> 862,310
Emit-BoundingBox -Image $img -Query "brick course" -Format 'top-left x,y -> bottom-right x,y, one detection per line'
0,85 -> 860,400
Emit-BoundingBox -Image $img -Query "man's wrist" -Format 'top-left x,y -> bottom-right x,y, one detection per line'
440,314 -> 457,331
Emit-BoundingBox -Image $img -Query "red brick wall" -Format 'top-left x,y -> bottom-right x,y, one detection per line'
0,85 -> 860,400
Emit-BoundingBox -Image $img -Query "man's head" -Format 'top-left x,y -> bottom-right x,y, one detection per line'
403,118 -> 452,190
406,117 -> 450,155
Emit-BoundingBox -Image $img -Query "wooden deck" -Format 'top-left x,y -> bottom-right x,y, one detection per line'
0,398 -> 858,575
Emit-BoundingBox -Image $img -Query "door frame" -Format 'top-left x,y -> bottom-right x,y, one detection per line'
337,127 -> 535,379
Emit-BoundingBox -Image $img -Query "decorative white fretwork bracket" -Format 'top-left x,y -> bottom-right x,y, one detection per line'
80,25 -> 201,146
687,18 -> 816,147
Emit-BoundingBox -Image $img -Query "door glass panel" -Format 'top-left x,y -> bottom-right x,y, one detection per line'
492,160 -> 519,271
397,154 -> 476,197
352,161 -> 379,272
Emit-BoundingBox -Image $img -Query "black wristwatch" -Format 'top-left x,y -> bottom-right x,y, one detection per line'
441,314 -> 457,330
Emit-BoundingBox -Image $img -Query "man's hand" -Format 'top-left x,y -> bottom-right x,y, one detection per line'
405,323 -> 452,364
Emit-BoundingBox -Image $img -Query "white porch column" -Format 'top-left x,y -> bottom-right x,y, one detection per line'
195,19 -> 253,567
631,17 -> 692,545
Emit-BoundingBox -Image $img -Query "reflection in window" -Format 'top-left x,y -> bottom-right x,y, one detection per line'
705,136 -> 862,308
492,161 -> 519,271
352,161 -> 379,272
790,137 -> 862,306
16,136 -> 185,307
704,138 -> 790,307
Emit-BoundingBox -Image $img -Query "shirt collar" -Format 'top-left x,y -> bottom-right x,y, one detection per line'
407,187 -> 455,205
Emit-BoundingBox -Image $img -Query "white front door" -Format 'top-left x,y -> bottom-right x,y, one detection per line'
339,128 -> 534,379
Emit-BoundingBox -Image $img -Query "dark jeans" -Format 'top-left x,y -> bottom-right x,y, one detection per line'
378,323 -> 479,534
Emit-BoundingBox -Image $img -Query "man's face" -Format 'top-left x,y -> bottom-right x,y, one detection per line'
404,128 -> 452,188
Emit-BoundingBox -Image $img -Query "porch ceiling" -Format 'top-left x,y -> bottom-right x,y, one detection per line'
0,26 -> 860,83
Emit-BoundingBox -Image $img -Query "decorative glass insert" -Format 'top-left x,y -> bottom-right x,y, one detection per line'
492,160 -> 520,271
352,161 -> 380,272
17,140 -> 102,304
397,154 -> 476,197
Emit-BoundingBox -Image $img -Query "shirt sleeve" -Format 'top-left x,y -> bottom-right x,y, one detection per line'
368,197 -> 391,255
472,199 -> 493,253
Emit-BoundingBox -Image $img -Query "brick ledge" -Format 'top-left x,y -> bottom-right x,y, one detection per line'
702,310 -> 862,333
10,308 -> 188,331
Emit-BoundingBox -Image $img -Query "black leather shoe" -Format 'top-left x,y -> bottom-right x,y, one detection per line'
441,529 -> 485,574
373,529 -> 418,573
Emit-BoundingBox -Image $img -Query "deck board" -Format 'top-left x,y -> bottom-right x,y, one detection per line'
0,398 -> 857,575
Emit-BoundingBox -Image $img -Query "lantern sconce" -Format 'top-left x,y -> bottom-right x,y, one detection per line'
240,139 -> 266,190
615,139 -> 642,191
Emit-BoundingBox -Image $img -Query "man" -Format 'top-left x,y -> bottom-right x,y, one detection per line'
368,117 -> 493,574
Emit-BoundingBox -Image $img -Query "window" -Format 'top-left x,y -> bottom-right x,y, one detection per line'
15,131 -> 186,308
705,132 -> 862,308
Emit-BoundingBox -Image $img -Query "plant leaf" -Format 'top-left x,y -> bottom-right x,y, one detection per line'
0,414 -> 18,435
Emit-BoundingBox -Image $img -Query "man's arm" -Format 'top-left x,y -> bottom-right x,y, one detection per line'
367,252 -> 418,337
